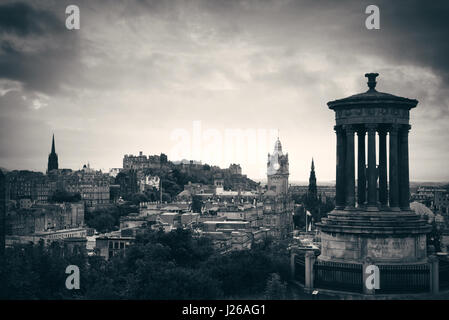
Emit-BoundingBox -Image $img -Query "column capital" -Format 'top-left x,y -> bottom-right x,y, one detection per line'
389,124 -> 401,135
377,127 -> 388,136
343,124 -> 355,134
356,128 -> 366,136
365,123 -> 377,132
334,125 -> 344,133
400,124 -> 411,135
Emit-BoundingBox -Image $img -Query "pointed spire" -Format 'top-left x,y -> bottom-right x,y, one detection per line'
47,133 -> 59,172
51,133 -> 56,154
308,157 -> 317,201
274,137 -> 282,153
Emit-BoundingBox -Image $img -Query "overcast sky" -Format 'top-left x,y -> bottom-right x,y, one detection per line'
0,0 -> 448,182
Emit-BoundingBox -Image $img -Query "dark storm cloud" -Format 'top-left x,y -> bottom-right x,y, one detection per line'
195,0 -> 449,83
0,0 -> 447,180
0,1 -> 81,94
0,1 -> 62,36
359,0 -> 449,83
0,38 -> 80,94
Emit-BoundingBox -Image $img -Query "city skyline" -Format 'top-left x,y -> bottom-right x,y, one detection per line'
1,0 -> 449,182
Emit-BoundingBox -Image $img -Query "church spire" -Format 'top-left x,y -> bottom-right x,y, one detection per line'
51,133 -> 56,154
47,134 -> 59,173
308,158 -> 317,199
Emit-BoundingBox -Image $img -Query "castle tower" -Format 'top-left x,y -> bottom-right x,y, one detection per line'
267,137 -> 289,195
47,134 -> 59,172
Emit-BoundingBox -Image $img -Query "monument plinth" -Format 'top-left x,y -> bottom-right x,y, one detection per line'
316,73 -> 431,265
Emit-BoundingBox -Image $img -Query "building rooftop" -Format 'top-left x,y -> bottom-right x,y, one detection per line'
327,73 -> 418,109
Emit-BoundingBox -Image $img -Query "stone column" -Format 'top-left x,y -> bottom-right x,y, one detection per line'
366,124 -> 378,211
357,128 -> 366,208
305,250 -> 316,293
429,255 -> 439,294
335,126 -> 346,209
378,128 -> 388,209
389,125 -> 400,211
399,125 -> 411,211
344,125 -> 356,210
290,251 -> 296,280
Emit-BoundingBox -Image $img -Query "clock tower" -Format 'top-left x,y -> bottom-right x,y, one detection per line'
267,137 -> 289,195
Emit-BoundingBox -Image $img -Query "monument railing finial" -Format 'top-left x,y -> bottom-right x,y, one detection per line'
365,72 -> 379,91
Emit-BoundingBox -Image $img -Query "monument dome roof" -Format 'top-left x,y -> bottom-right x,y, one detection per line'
327,73 -> 418,109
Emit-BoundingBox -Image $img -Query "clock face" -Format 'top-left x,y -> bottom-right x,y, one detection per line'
273,162 -> 280,171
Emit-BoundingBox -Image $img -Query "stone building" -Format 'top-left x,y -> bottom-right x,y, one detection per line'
229,164 -> 242,175
6,170 -> 55,203
64,165 -> 111,207
123,152 -> 162,170
262,138 -> 294,240
434,190 -> 449,215
6,202 -> 85,236
95,236 -> 134,260
267,137 -> 289,196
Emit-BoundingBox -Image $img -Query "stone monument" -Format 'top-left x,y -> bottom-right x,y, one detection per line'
316,73 -> 431,265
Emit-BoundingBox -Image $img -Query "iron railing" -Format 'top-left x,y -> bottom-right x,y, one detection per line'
376,264 -> 430,294
314,260 -> 363,293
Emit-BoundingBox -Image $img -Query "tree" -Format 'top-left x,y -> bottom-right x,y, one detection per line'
264,273 -> 287,299
191,195 -> 202,213
0,228 -> 291,300
160,153 -> 168,165
84,206 -> 123,233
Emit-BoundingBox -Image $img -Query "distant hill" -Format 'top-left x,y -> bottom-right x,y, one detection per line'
121,160 -> 259,200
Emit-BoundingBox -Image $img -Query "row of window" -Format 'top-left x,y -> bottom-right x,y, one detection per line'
47,232 -> 85,239
108,241 -> 128,249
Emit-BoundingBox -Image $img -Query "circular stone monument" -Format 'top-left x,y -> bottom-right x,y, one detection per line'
316,73 -> 431,265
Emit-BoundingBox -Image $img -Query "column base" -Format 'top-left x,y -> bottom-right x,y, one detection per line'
390,206 -> 401,212
401,206 -> 411,211
366,205 -> 379,212
335,205 -> 346,210
344,205 -> 357,211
